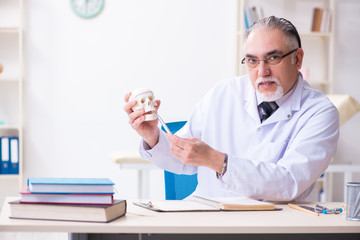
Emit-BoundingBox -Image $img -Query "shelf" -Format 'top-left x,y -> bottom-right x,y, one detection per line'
0,76 -> 20,83
300,32 -> 331,38
0,175 -> 20,181
0,27 -> 20,34
237,31 -> 331,38
0,125 -> 21,131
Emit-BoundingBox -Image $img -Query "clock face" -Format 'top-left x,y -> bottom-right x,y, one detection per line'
70,0 -> 104,19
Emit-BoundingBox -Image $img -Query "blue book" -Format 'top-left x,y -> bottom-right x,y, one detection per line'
9,137 -> 19,174
27,177 -> 115,194
1,137 -> 10,174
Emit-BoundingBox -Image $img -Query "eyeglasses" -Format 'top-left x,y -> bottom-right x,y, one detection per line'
241,48 -> 298,68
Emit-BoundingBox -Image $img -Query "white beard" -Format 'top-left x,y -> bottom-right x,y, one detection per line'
256,77 -> 284,102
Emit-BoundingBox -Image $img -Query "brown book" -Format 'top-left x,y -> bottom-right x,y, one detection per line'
9,199 -> 126,223
312,8 -> 323,32
311,8 -> 317,31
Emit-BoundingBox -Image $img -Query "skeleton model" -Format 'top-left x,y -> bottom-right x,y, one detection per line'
129,88 -> 158,121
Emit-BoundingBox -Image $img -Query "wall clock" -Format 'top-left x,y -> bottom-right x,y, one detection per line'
70,0 -> 104,19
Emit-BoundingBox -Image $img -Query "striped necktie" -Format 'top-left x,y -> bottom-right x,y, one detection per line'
259,101 -> 279,123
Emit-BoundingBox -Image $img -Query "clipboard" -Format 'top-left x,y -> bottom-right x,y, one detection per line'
133,197 -> 282,212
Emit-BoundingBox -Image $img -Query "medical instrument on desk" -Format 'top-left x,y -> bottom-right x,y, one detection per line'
145,201 -> 154,208
316,204 -> 343,214
158,114 -> 171,134
132,201 -> 157,210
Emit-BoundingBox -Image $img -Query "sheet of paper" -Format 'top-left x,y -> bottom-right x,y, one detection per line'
142,200 -> 218,211
211,197 -> 272,206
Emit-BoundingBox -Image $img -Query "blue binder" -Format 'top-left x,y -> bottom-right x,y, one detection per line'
9,137 -> 19,174
1,137 -> 10,174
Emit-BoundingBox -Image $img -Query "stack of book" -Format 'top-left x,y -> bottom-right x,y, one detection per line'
9,177 -> 127,223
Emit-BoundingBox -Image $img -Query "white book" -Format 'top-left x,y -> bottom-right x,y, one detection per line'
1,137 -> 10,173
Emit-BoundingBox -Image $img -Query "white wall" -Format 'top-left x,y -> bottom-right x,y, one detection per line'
332,0 -> 360,200
22,0 -> 360,201
23,0 -> 237,199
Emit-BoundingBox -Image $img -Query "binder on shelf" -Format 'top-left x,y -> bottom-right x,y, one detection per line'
9,137 -> 19,174
244,6 -> 256,30
1,137 -> 10,174
244,5 -> 264,30
244,6 -> 251,29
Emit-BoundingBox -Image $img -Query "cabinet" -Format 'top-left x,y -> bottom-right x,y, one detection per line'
0,0 -> 24,203
236,0 -> 335,94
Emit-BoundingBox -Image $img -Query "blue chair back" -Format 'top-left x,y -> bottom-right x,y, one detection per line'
161,121 -> 198,200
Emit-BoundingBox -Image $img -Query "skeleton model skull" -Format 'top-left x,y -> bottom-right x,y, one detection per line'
129,88 -> 158,121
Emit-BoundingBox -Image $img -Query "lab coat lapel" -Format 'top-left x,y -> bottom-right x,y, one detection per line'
243,82 -> 260,122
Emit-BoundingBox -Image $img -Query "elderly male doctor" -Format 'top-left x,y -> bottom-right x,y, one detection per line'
124,16 -> 339,202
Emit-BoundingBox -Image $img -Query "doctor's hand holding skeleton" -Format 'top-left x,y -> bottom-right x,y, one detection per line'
123,88 -> 226,175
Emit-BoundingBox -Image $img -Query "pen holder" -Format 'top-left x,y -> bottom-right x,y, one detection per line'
346,182 -> 360,221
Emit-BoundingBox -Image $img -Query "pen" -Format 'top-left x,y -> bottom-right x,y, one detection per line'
322,208 -> 343,214
288,203 -> 319,216
158,114 -> 172,134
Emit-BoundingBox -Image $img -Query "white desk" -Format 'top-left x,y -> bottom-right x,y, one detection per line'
1,197 -> 359,240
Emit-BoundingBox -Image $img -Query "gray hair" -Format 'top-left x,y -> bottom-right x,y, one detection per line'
245,16 -> 302,50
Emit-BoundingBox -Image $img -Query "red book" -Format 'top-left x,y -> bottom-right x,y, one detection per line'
20,187 -> 113,205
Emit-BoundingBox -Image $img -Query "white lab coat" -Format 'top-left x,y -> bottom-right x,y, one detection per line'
140,73 -> 339,202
